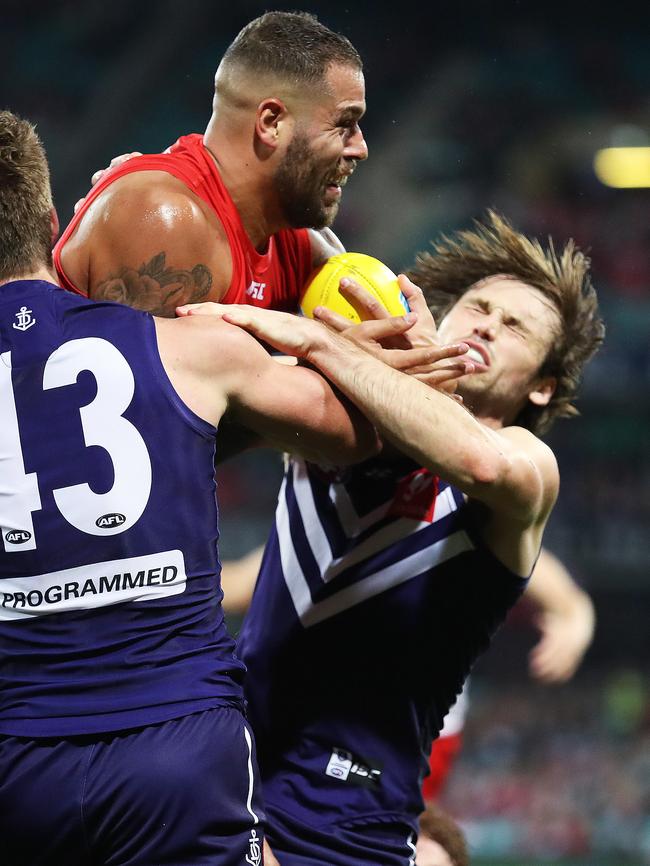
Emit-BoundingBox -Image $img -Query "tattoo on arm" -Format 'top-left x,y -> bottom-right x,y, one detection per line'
94,252 -> 213,316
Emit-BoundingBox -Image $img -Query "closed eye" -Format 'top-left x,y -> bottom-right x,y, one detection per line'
505,319 -> 528,337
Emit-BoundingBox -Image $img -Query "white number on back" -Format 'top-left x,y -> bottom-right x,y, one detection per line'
1,338 -> 153,552
0,352 -> 42,551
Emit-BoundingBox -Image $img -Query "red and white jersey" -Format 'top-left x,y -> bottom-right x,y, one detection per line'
54,134 -> 313,311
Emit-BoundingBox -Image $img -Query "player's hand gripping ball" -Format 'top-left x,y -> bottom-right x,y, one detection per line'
300,252 -> 410,322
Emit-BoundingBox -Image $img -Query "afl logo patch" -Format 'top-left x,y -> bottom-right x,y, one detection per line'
5,529 -> 32,544
95,513 -> 126,529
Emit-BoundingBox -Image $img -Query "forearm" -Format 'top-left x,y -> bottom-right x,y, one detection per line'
231,363 -> 380,467
527,549 -> 595,681
309,335 -> 510,491
528,549 -> 595,624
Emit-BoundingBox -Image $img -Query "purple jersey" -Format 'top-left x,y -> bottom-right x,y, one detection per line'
0,280 -> 245,736
238,455 -> 528,830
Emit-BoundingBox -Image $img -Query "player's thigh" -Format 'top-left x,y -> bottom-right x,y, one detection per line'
86,707 -> 265,866
0,734 -> 93,866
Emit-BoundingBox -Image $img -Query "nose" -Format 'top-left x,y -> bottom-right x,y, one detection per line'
345,124 -> 368,162
473,314 -> 501,341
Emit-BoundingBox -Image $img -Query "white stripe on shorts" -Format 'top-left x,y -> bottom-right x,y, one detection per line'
406,831 -> 416,866
243,726 -> 259,825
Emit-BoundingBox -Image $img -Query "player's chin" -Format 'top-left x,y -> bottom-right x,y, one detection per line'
320,197 -> 340,227
456,375 -> 487,401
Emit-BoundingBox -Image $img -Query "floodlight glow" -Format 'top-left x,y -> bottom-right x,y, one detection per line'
594,147 -> 650,188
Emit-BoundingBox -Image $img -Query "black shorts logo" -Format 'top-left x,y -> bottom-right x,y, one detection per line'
325,747 -> 382,788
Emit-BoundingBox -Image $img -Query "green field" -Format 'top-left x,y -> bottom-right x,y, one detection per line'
474,860 -> 641,866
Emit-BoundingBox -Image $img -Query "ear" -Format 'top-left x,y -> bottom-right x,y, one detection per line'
255,98 -> 290,151
50,207 -> 60,246
528,376 -> 556,407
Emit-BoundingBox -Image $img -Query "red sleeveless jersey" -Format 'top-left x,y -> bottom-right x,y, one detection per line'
53,134 -> 312,311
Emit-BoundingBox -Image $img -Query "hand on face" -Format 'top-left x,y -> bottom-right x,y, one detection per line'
313,275 -> 473,392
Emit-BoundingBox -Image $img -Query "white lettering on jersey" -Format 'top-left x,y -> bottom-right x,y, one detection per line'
0,549 -> 186,621
246,280 -> 266,300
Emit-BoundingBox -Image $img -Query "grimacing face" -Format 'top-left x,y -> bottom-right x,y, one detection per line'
274,63 -> 367,229
436,276 -> 561,426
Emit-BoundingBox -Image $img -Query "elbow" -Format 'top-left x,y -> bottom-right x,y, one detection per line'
337,425 -> 381,465
335,400 -> 381,464
298,427 -> 379,468
295,392 -> 380,467
319,410 -> 380,466
317,386 -> 380,465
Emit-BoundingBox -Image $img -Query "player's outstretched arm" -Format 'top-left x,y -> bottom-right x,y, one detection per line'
155,314 -> 379,466
526,547 -> 595,683
175,303 -> 559,574
60,172 -> 233,315
202,304 -> 557,520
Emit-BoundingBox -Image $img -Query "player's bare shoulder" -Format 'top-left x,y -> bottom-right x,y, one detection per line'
62,171 -> 233,316
497,424 -> 559,523
154,314 -> 254,426
156,312 -> 253,375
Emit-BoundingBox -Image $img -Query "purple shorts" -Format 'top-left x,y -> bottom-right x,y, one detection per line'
258,734 -> 419,866
0,706 -> 265,866
266,804 -> 417,866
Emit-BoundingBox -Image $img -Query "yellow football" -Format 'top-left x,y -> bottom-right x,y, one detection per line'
300,252 -> 409,323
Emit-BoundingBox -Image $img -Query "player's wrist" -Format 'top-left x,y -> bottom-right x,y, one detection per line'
307,327 -> 365,371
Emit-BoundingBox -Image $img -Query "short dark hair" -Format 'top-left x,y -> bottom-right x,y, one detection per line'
221,11 -> 362,85
0,110 -> 53,280
407,211 -> 605,436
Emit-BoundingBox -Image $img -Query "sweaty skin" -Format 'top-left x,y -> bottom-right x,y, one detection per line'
58,61 -> 368,316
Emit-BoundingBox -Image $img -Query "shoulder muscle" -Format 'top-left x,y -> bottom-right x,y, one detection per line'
72,172 -> 232,315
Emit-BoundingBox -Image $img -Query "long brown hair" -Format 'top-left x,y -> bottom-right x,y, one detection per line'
407,211 -> 604,435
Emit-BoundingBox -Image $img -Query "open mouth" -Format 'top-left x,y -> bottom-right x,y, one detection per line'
464,340 -> 491,369
326,173 -> 351,192
324,184 -> 342,204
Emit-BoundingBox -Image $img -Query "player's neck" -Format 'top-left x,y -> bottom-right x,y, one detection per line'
476,415 -> 504,431
0,265 -> 57,289
203,131 -> 288,251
